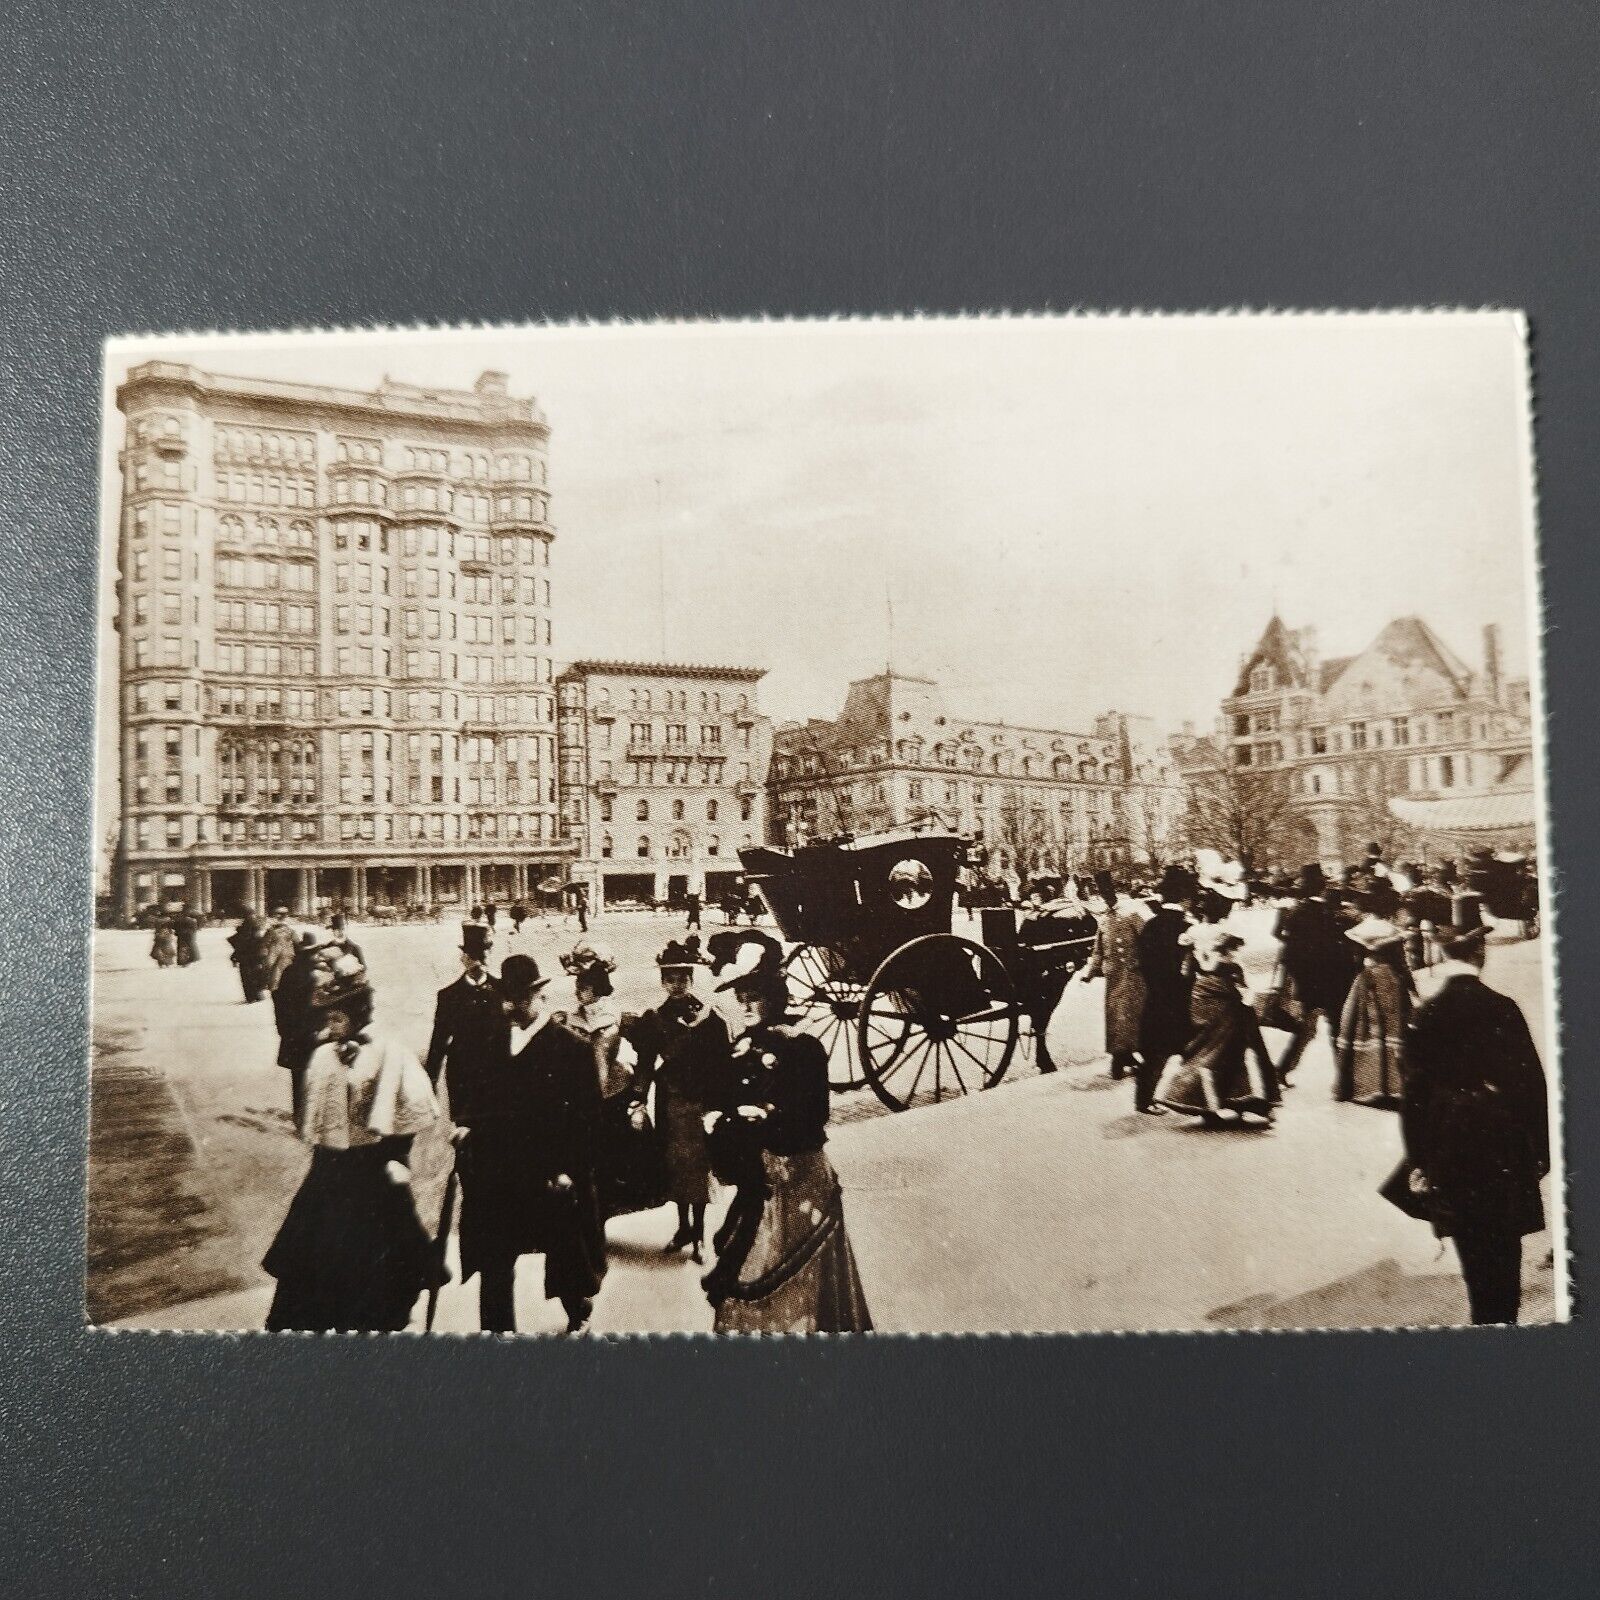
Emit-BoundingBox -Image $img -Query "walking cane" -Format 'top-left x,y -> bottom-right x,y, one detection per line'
424,1147 -> 461,1333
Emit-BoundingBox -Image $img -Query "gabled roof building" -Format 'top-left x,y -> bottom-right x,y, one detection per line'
1222,615 -> 1534,863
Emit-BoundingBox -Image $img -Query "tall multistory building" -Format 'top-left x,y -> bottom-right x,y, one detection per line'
767,672 -> 1184,875
1218,614 -> 1535,862
557,661 -> 771,910
112,362 -> 567,918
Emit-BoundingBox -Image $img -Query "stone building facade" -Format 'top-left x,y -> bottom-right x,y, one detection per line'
112,362 -> 568,919
557,661 -> 771,910
1222,614 -> 1534,863
767,672 -> 1184,876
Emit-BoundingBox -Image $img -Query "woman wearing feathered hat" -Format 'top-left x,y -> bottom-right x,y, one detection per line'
263,954 -> 446,1332
628,939 -> 730,1261
562,938 -> 660,1220
699,932 -> 872,1333
1154,923 -> 1280,1125
1332,916 -> 1415,1108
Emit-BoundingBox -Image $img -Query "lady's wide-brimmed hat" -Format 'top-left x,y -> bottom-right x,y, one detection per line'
1194,848 -> 1247,901
560,937 -> 617,976
1345,915 -> 1404,952
499,953 -> 552,1000
311,951 -> 372,1011
711,930 -> 787,993
1179,922 -> 1245,958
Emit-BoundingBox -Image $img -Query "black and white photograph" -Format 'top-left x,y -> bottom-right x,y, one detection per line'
89,313 -> 1562,1336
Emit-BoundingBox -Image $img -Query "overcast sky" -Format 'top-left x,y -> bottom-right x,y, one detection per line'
98,312 -> 1540,831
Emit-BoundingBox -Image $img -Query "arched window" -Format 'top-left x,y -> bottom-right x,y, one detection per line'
636,798 -> 649,821
669,830 -> 690,859
671,798 -> 684,820
706,798 -> 718,821
707,835 -> 720,857
601,833 -> 614,858
637,834 -> 650,858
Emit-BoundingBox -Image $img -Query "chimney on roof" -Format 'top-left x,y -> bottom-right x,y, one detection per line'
1483,623 -> 1502,704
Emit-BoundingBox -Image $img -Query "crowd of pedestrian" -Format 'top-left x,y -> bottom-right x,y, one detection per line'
256,911 -> 872,1337
1065,843 -> 1550,1322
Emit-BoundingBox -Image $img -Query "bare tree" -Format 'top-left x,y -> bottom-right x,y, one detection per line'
994,787 -> 1053,879
1180,761 -> 1299,873
1127,781 -> 1180,870
1340,755 -> 1425,864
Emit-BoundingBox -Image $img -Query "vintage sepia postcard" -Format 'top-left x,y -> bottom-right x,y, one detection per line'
89,313 -> 1564,1336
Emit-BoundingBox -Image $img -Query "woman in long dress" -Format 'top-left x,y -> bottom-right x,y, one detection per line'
630,939 -> 727,1262
1334,916 -> 1414,1107
701,935 -> 872,1333
562,939 -> 661,1220
1155,923 -> 1280,1126
263,954 -> 445,1332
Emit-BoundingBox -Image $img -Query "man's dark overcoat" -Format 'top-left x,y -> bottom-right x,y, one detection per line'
456,1017 -> 607,1302
423,973 -> 506,1125
1273,896 -> 1358,1018
1136,906 -> 1193,1066
1401,973 -> 1549,1239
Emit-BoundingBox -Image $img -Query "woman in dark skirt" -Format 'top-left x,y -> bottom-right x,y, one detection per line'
700,935 -> 872,1334
630,940 -> 728,1261
263,955 -> 445,1333
1334,915 -> 1415,1107
1155,924 -> 1280,1126
562,939 -> 662,1221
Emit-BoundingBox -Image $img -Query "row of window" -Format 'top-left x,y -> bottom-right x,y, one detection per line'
601,688 -> 751,713
774,752 -> 1126,784
217,472 -> 319,507
216,552 -> 317,589
213,427 -> 316,466
216,600 -> 317,634
1237,712 -> 1479,754
604,796 -> 757,824
597,831 -> 755,861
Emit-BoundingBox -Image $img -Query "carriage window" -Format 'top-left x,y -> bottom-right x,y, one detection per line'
889,859 -> 933,911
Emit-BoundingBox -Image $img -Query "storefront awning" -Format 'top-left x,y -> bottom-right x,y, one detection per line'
1389,789 -> 1538,839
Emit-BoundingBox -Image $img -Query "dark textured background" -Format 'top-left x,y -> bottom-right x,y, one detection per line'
1,2 -> 1594,1594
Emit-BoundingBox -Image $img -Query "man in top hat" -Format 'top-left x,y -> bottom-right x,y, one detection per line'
1398,925 -> 1549,1324
272,927 -> 329,1123
1272,863 -> 1361,1085
1080,869 -> 1148,1083
1132,865 -> 1197,1114
259,905 -> 297,994
423,922 -> 504,1128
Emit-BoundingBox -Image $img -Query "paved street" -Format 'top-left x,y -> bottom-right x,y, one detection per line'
90,907 -> 1563,1335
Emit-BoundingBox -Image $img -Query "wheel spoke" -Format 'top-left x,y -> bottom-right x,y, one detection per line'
951,1033 -> 996,1082
944,1041 -> 970,1095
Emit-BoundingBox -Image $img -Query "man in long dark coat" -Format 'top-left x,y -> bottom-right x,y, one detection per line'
423,922 -> 503,1118
228,911 -> 268,1002
455,954 -> 606,1334
272,931 -> 326,1123
1272,863 -> 1360,1083
1399,925 -> 1549,1325
1133,865 -> 1195,1115
258,907 -> 297,995
1081,869 -> 1147,1082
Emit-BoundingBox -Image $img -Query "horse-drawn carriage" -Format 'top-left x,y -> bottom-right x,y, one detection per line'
739,830 -> 1098,1111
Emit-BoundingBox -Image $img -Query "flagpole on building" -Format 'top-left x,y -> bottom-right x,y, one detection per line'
656,475 -> 667,660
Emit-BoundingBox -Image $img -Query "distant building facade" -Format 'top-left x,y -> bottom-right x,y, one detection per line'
767,672 -> 1184,876
557,661 -> 771,910
113,362 -> 567,919
1221,615 -> 1534,863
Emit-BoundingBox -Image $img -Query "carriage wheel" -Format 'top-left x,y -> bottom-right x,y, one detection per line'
783,943 -> 885,1091
856,934 -> 1020,1113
